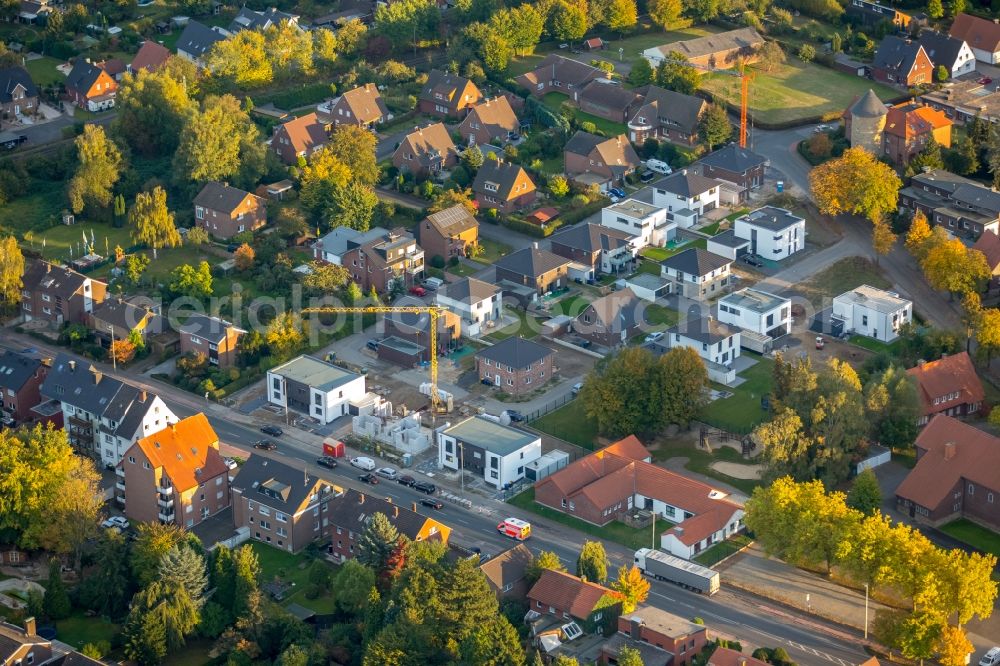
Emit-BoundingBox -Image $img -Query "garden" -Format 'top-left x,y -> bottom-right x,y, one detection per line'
699,355 -> 775,435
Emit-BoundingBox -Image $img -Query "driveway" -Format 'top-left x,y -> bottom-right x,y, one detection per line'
376,128 -> 412,161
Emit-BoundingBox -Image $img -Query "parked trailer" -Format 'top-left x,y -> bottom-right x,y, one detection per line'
634,548 -> 720,595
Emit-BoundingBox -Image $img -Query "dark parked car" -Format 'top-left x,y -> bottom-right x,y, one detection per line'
366,339 -> 381,351
414,481 -> 437,495
260,424 -> 283,437
253,440 -> 276,451
504,410 -> 525,422
358,473 -> 380,485
316,456 -> 338,469
741,254 -> 763,267
420,498 -> 444,510
640,170 -> 655,183
397,475 -> 417,487
572,337 -> 592,349
226,243 -> 240,252
609,187 -> 626,199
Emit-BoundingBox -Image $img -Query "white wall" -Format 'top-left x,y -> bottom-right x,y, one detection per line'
486,439 -> 542,489
316,376 -> 367,424
669,330 -> 741,366
734,219 -> 804,260
435,292 -> 501,330
651,186 -> 720,224
953,42 -> 976,76
832,298 -> 912,342
717,298 -> 791,336
601,206 -> 670,248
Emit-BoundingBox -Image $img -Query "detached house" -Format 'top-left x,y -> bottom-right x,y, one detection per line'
0,66 -> 38,121
651,170 -> 722,227
578,80 -> 640,123
872,36 -> 933,86
575,288 -> 641,349
659,248 -> 732,301
0,351 -> 48,427
494,246 -> 571,296
548,223 -> 638,275
717,288 -> 791,339
117,413 -> 231,528
472,159 -> 537,213
228,6 -> 299,33
417,205 -> 479,262
457,96 -> 519,146
832,284 -> 912,342
528,569 -> 622,635
918,31 -> 975,79
883,103 -> 952,167
733,205 -> 805,260
418,69 -> 482,118
899,168 -> 1000,239
435,277 -> 502,335
89,296 -> 163,347
66,60 -> 116,111
906,352 -> 985,425
175,20 -> 227,68
628,85 -> 707,146
272,112 -> 329,165
949,12 -> 1000,64
327,488 -> 450,562
696,144 -> 768,202
601,199 -> 672,249
437,416 -> 542,489
379,309 -> 462,367
517,54 -> 603,101
193,181 -> 267,239
266,355 -> 366,424
342,227 -> 425,293
21,260 -> 107,326
846,0 -> 913,30
319,83 -> 390,128
480,543 -> 533,600
664,318 -> 742,380
179,314 -> 245,368
392,123 -> 458,178
642,28 -> 763,69
128,41 -> 172,74
475,336 -> 555,396
564,131 -> 640,189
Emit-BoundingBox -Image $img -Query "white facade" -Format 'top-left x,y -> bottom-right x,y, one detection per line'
668,326 -> 741,367
949,41 -> 977,77
969,44 -> 1000,65
832,285 -> 912,342
437,417 -> 542,490
651,185 -> 720,227
435,290 -> 502,329
267,356 -> 367,424
601,199 -> 674,248
620,274 -> 671,302
97,395 -> 177,469
660,507 -> 745,560
733,207 -> 805,261
717,289 -> 791,337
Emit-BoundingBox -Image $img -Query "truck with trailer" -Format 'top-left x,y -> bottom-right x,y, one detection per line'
634,548 -> 720,595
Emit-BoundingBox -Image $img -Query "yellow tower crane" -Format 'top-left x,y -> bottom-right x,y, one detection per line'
301,305 -> 451,413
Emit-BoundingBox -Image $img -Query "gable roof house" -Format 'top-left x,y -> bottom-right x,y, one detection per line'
527,569 -> 622,635
906,352 -> 985,426
475,336 -> 556,396
872,36 -> 934,86
435,277 -> 502,334
659,247 -> 733,301
895,415 -> 1000,529
117,413 -> 231,527
318,82 -> 390,128
899,168 -> 1000,240
0,618 -> 53,666
564,131 -> 641,189
627,85 -> 708,147
417,205 -> 479,262
20,260 -> 107,327
0,351 -> 49,427
418,69 -> 482,118
342,227 -> 425,294
578,80 -> 641,123
882,103 -> 952,167
313,226 -> 384,265
642,28 -> 764,69
457,96 -> 520,147
327,488 -> 451,562
695,143 -> 768,202
548,222 -> 638,275
575,288 -> 641,349
228,6 -> 299,32
271,112 -> 329,165
472,159 -> 537,213
516,54 -> 603,101
175,20 -> 227,68
651,170 -> 723,227
89,296 -> 163,347
0,66 -> 39,121
66,60 -> 117,111
17,0 -> 54,23
480,543 -> 533,600
918,30 -> 976,78
663,318 -> 742,385
128,41 -> 172,74
973,230 -> 1000,288
392,123 -> 458,177
494,246 -> 572,297
846,0 -> 914,30
949,12 -> 1000,64
193,181 -> 267,239
179,314 -> 246,368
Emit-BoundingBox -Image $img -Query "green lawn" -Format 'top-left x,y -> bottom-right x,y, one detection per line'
848,335 -> 903,354
724,208 -> 751,222
639,238 -> 707,262
508,487 -> 674,551
699,221 -> 722,236
700,60 -> 900,125
645,303 -> 678,327
56,611 -> 120,648
552,294 -> 588,317
635,259 -> 663,276
649,437 -> 761,495
799,256 -> 891,303
0,180 -> 68,235
693,534 -> 754,567
531,398 -> 599,448
699,355 -> 774,435
447,261 -> 483,277
487,307 -> 543,341
24,56 -> 65,86
541,92 -> 627,136
939,518 -> 1000,558
250,542 -> 339,613
22,222 -> 133,264
478,238 -> 512,264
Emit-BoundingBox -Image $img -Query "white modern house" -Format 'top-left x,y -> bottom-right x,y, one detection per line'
706,230 -> 751,261
437,416 -> 542,490
663,318 -> 741,384
435,277 -> 502,336
651,170 -> 722,228
917,31 -> 976,79
267,355 -> 367,424
733,206 -> 805,261
717,288 -> 791,337
832,285 -> 912,342
600,199 -> 673,248
660,248 -> 733,301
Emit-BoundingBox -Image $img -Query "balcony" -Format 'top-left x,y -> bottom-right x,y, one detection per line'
157,496 -> 174,510
115,481 -> 125,491
115,467 -> 125,478
115,494 -> 125,505
157,484 -> 173,496
158,509 -> 175,522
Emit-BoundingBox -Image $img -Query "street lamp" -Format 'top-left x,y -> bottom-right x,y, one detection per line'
107,324 -> 116,371
459,441 -> 464,494
864,583 -> 869,639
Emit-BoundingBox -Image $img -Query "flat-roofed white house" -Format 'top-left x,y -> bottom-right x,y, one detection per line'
717,288 -> 791,353
832,285 -> 912,343
438,416 -> 542,489
267,355 -> 367,424
600,199 -> 674,248
733,206 -> 805,260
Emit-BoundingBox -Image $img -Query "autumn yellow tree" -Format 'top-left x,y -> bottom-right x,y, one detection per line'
936,625 -> 974,666
234,243 -> 255,271
0,236 -> 24,309
976,307 -> 1000,364
809,147 -> 902,224
610,565 -> 650,613
904,210 -> 932,259
110,339 -> 137,364
872,220 -> 896,265
921,241 -> 990,297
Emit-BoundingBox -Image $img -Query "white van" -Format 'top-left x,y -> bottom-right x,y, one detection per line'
646,159 -> 672,175
980,648 -> 1000,666
424,277 -> 444,291
350,456 -> 376,471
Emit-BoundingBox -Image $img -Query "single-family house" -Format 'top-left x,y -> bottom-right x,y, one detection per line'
417,205 -> 479,262
516,54 -> 603,101
228,6 -> 299,33
0,619 -> 53,666
665,317 -> 741,368
600,607 -> 708,666
651,170 -> 722,227
378,309 -> 462,367
733,205 -> 805,260
89,296 -> 163,347
117,413 -> 231,527
271,112 -> 329,165
575,288 -> 641,349
313,226 -> 384,265
548,223 -> 638,275
457,96 -> 519,146
342,227 -> 424,294
17,0 -> 54,23
20,260 -> 107,326
627,85 -> 707,146
600,199 -> 673,248
438,416 -> 541,489
435,277 -> 502,335
564,131 -> 640,189
642,28 -> 764,69
66,61 -> 117,111
949,12 -> 1000,64
899,168 -> 1000,239
872,36 -> 934,86
717,288 -> 791,338
231,454 -> 344,553
193,181 -> 266,239
327,488 -> 451,562
846,0 -> 914,30
895,415 -> 1000,529
472,159 -> 537,213
175,21 -> 227,68
0,351 -> 48,427
527,569 -> 622,635
883,103 -> 953,167
494,246 -> 571,295
973,230 -> 1000,289
659,248 -> 732,301
266,355 -> 366,424
418,69 -> 482,118
0,66 -> 38,121
128,41 -> 172,74
918,31 -> 976,79
178,314 -> 246,368
319,83 -> 390,128
906,352 -> 985,426
475,336 -> 555,395
392,123 -> 458,178
578,80 -> 640,123
832,284 -> 912,342
480,543 -> 533,600
695,143 -> 768,202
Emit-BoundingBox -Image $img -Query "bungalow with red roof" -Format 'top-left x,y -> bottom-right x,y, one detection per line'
129,41 -> 172,74
895,415 -> 1000,529
906,352 -> 985,426
271,112 -> 329,165
709,648 -> 770,666
527,569 -> 622,635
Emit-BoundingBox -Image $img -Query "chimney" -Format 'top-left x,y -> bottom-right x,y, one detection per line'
359,492 -> 365,504
46,263 -> 51,273
24,617 -> 36,636
944,441 -> 956,461
91,367 -> 102,384
68,360 -> 76,371
394,506 -> 399,518
917,359 -> 926,366
412,502 -> 417,511
533,241 -> 539,249
629,617 -> 643,638
141,390 -> 148,402
682,169 -> 688,176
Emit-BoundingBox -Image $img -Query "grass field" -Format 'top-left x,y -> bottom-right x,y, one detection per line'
552,294 -> 588,317
56,611 -> 120,648
477,238 -> 512,263
693,534 -> 754,567
487,307 -> 543,341
531,399 -> 599,448
250,542 -> 338,614
0,180 -> 68,235
799,256 -> 891,302
25,56 -> 65,86
649,436 -> 761,495
848,334 -> 903,354
700,60 -> 899,125
939,518 -> 1000,558
699,355 -> 774,435
639,238 -> 707,262
23,222 -> 133,263
541,92 -> 626,136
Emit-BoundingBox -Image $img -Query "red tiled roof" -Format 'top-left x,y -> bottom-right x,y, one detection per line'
895,415 -> 1000,510
950,12 -> 1000,54
664,506 -> 740,546
906,352 -> 985,417
132,413 -> 228,492
709,647 -> 769,666
884,104 -> 951,140
973,230 -> 1000,269
130,41 -> 171,74
527,569 -> 616,619
277,112 -> 328,155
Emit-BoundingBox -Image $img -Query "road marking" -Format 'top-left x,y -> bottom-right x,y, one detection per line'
786,640 -> 851,666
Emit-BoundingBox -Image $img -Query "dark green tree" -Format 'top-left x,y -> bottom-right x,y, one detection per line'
123,604 -> 168,665
847,468 -> 883,516
656,52 -> 701,94
43,559 -> 71,619
699,104 -> 733,150
629,57 -> 654,86
331,559 -> 377,617
357,512 -> 401,573
440,554 -> 500,644
576,540 -> 609,583
157,544 -> 208,607
459,616 -> 527,665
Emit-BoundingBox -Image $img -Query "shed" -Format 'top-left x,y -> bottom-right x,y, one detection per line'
542,314 -> 573,336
